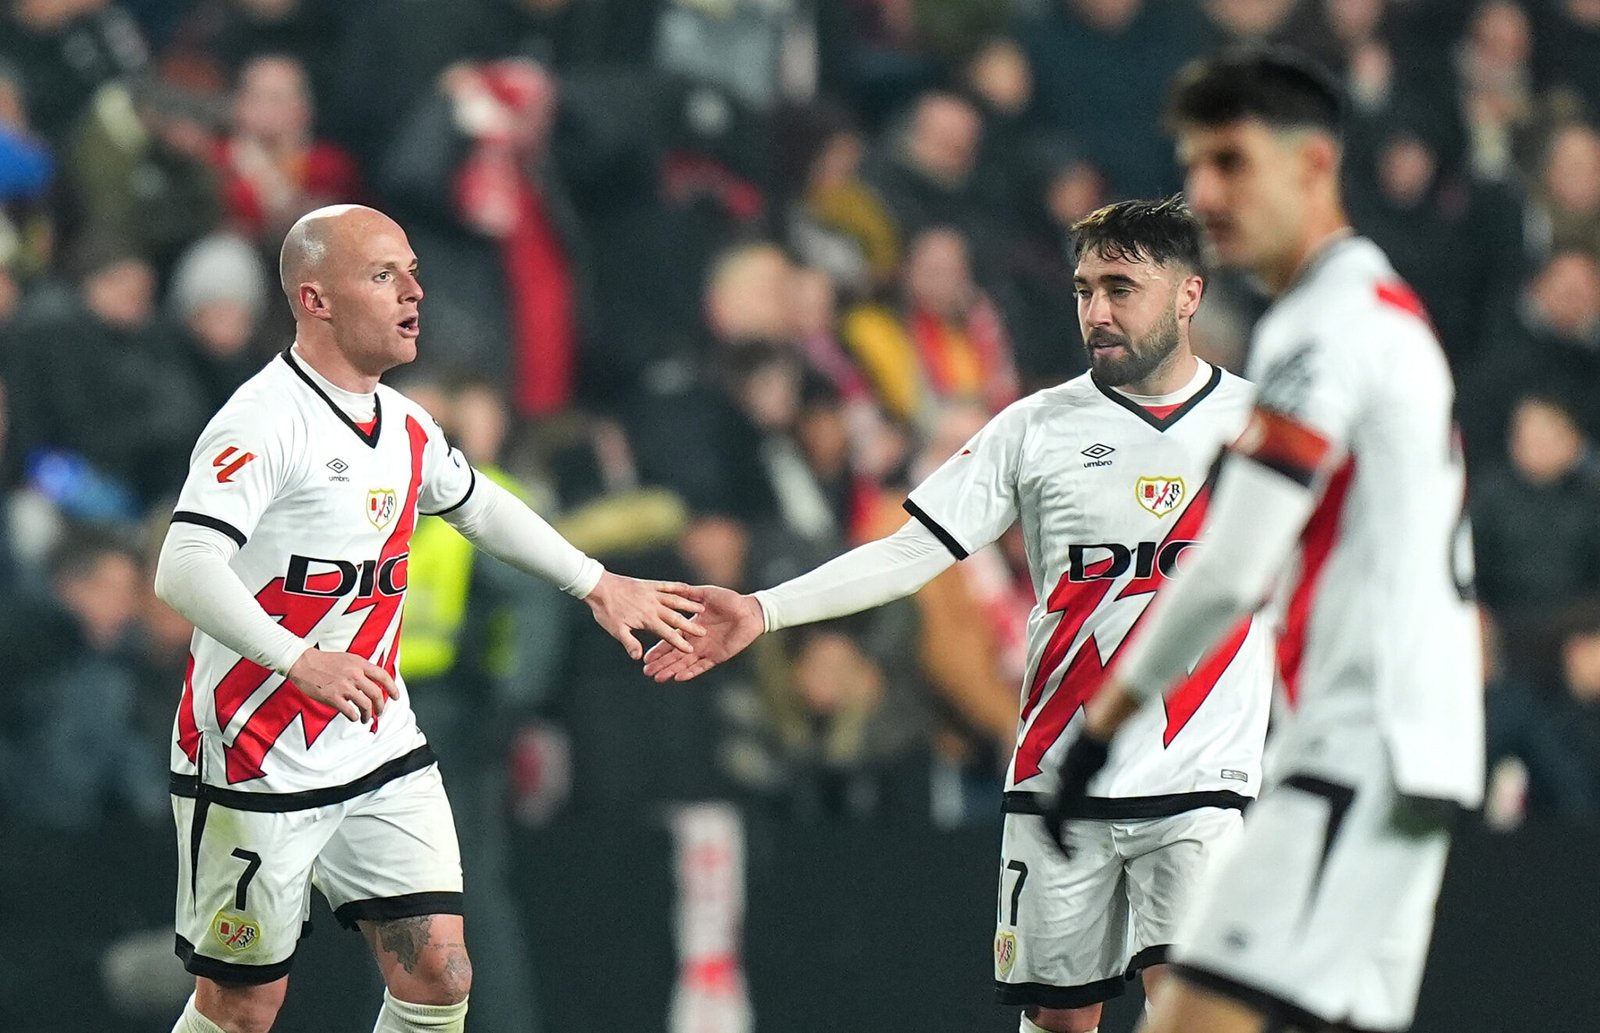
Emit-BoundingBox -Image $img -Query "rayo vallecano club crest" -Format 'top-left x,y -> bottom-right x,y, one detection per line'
367,488 -> 398,530
213,909 -> 260,954
1136,476 -> 1185,517
994,930 -> 1018,977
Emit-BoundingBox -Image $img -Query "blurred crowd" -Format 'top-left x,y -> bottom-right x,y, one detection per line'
2,0 -> 1600,848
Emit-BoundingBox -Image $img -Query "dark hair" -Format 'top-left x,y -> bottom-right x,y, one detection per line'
1559,598 -> 1600,643
1165,47 -> 1343,138
48,527 -> 140,584
1071,195 -> 1204,271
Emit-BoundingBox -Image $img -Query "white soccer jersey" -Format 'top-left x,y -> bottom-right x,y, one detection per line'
906,362 -> 1272,810
1240,236 -> 1484,806
169,351 -> 474,797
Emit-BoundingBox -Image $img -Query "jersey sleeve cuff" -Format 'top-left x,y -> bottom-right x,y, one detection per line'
752,589 -> 777,632
269,634 -> 313,677
565,558 -> 604,599
901,499 -> 969,561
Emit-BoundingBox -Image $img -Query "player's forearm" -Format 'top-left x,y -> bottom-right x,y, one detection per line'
442,474 -> 604,598
754,519 -> 956,631
154,524 -> 310,675
1115,453 -> 1316,702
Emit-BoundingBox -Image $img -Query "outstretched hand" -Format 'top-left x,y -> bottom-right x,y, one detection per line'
641,585 -> 765,682
583,572 -> 707,661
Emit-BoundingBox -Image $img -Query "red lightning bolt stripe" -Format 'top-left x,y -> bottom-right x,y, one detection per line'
216,416 -> 427,785
1012,470 -> 1245,782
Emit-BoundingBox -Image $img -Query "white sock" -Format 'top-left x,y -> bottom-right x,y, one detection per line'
172,994 -> 228,1033
1020,1016 -> 1096,1033
371,989 -> 469,1032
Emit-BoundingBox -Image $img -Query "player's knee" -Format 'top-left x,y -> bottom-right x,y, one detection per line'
194,977 -> 288,1033
406,945 -> 472,1005
1026,1003 -> 1103,1033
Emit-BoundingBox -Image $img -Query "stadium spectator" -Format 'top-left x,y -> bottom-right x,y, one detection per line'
1484,635 -> 1599,824
842,226 -> 1016,431
1528,121 -> 1600,263
627,242 -> 802,522
166,232 -> 275,415
1002,142 -> 1105,386
1553,600 -> 1600,807
66,77 -> 224,278
0,64 -> 54,279
0,0 -> 149,141
4,235 -> 205,509
166,0 -> 347,110
380,57 -> 587,417
0,529 -> 166,830
1536,0 -> 1600,121
1453,0 -> 1541,182
1202,0 -> 1323,52
861,91 -> 998,260
781,102 -> 900,294
1462,249 -> 1600,456
960,36 -> 1036,222
755,616 -> 931,823
1471,393 -> 1600,673
216,53 -> 363,243
1023,0 -> 1202,197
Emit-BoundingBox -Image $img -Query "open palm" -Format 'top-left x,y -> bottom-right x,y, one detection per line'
641,585 -> 764,682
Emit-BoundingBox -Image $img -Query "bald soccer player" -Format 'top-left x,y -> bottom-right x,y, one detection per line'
154,205 -> 707,1033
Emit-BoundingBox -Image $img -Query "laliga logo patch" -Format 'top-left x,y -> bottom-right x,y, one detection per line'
367,488 -> 398,531
994,930 -> 1018,977
213,909 -> 260,954
1136,476 -> 1185,517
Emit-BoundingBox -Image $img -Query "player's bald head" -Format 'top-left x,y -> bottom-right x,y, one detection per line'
278,204 -> 405,303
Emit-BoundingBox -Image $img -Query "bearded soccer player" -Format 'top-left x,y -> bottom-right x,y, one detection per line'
1045,51 -> 1485,1033
643,197 -> 1273,1033
153,204 -> 706,1033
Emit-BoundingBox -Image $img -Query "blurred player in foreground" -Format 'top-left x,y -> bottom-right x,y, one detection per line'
1045,50 -> 1485,1033
154,204 -> 705,1033
644,197 -> 1274,1033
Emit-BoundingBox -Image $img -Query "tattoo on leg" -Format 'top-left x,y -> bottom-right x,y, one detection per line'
378,917 -> 434,974
443,948 -> 472,999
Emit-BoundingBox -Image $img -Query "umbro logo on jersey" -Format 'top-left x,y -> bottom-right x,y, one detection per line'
326,458 -> 350,483
212,446 -> 257,483
1081,443 -> 1115,468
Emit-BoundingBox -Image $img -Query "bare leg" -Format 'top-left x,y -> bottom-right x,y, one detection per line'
1137,973 -> 1270,1033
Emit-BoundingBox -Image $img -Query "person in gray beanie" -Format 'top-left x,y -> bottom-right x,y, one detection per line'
167,233 -> 274,415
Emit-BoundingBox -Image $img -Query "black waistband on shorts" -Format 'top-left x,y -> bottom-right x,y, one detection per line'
170,744 -> 437,812
1002,789 -> 1251,820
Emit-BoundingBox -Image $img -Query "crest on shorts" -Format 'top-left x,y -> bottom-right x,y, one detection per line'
994,930 -> 1018,978
1135,476 -> 1185,517
367,488 -> 398,530
212,909 -> 261,954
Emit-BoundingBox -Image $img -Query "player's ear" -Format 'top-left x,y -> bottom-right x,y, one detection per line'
1176,273 -> 1204,320
1301,132 -> 1340,187
299,283 -> 331,321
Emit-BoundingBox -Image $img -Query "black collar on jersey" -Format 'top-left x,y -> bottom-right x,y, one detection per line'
280,350 -> 382,448
1092,363 -> 1222,432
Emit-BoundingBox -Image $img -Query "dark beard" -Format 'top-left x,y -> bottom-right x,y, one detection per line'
1084,308 -> 1182,388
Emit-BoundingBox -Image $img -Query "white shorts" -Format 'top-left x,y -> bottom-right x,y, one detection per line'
172,762 -> 463,984
994,804 -> 1244,1009
1171,727 -> 1453,1032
